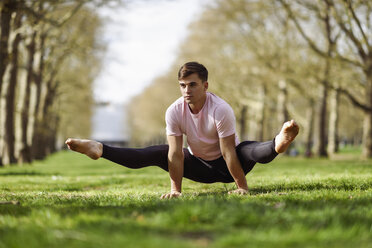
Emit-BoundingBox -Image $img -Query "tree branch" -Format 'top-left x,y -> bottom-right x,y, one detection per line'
279,0 -> 329,58
22,1 -> 88,28
337,87 -> 371,112
328,0 -> 367,61
280,0 -> 364,68
344,0 -> 369,50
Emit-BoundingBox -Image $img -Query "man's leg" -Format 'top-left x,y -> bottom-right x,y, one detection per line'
65,138 -> 226,183
101,144 -> 169,170
236,120 -> 299,173
102,144 -> 231,183
235,140 -> 276,174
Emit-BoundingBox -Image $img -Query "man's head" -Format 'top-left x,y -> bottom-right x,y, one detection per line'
178,61 -> 208,82
178,62 -> 208,108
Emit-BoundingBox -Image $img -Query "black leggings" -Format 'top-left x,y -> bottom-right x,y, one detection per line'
101,139 -> 278,184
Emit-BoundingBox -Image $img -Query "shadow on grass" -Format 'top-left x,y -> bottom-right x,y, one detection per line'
2,195 -> 371,214
0,171 -> 60,176
0,205 -> 32,216
249,180 -> 372,194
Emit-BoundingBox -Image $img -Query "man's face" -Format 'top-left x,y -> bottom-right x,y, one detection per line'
179,73 -> 208,105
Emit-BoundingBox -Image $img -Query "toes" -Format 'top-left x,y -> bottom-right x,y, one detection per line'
284,120 -> 293,128
291,120 -> 299,128
284,120 -> 299,132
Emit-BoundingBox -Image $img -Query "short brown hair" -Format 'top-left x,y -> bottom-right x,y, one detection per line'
178,62 -> 208,82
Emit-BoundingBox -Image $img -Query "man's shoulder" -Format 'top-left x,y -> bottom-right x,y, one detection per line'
207,92 -> 232,110
166,96 -> 184,113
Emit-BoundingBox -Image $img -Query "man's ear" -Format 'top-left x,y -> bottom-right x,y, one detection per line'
204,82 -> 208,91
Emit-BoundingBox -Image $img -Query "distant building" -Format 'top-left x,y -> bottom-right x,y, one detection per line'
91,102 -> 129,147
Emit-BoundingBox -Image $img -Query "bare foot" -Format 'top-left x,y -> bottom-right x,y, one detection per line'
65,138 -> 103,160
275,120 -> 299,153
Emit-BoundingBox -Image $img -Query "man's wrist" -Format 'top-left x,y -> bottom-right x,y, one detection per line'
235,180 -> 248,190
170,180 -> 182,193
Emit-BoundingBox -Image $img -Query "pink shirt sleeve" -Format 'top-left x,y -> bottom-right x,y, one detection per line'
214,103 -> 236,138
165,105 -> 183,136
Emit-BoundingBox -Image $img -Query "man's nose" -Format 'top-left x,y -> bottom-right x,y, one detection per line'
185,86 -> 191,93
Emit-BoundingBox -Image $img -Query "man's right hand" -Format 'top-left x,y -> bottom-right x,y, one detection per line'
228,188 -> 249,195
160,191 -> 182,199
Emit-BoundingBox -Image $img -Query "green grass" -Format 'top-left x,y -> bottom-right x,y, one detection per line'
0,149 -> 372,248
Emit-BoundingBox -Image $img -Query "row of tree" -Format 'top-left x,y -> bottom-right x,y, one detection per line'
128,0 -> 372,158
0,0 -> 108,165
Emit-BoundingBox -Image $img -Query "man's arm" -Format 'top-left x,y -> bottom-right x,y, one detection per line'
160,135 -> 184,199
220,134 -> 249,194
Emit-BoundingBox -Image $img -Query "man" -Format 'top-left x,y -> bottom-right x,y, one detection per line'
66,62 -> 299,199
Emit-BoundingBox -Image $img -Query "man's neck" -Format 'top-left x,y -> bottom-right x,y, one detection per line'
188,94 -> 207,114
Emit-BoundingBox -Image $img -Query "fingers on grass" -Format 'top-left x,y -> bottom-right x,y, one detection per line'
228,189 -> 248,195
160,192 -> 182,199
160,193 -> 171,199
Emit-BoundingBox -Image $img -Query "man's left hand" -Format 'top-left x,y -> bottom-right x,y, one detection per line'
160,191 -> 182,199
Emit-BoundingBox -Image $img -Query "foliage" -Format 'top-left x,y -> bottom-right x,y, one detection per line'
127,69 -> 180,146
0,149 -> 371,247
57,7 -> 106,141
127,0 -> 366,153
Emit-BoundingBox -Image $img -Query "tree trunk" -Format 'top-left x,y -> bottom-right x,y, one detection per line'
362,72 -> 372,158
0,0 -> 13,95
304,99 -> 315,157
239,105 -> 247,141
257,84 -> 266,141
4,13 -> 22,164
315,81 -> 329,157
33,33 -> 45,119
277,80 -> 290,154
32,33 -> 46,159
20,32 -> 36,163
277,79 -> 289,125
0,0 -> 14,166
47,113 -> 59,154
34,77 -> 57,159
327,87 -> 340,156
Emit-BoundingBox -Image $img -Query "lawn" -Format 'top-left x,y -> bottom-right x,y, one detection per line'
0,148 -> 371,248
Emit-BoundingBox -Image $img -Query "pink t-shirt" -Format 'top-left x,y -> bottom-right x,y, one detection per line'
165,92 -> 239,161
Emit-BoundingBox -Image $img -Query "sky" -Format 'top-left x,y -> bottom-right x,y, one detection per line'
91,0 -> 210,140
94,0 -> 210,105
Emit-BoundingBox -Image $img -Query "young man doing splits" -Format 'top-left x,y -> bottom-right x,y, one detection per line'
66,62 -> 299,198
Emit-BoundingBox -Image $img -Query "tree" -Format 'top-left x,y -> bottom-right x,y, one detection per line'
3,12 -> 23,164
279,0 -> 372,158
0,0 -> 107,165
